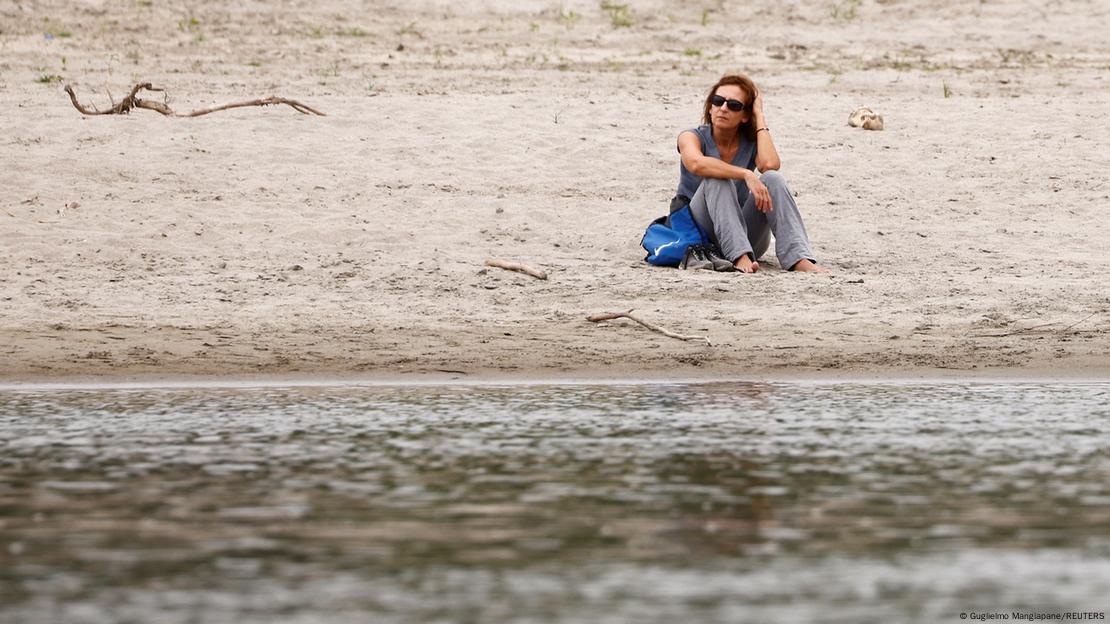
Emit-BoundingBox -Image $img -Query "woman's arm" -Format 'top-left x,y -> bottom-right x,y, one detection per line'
678,131 -> 773,213
752,88 -> 781,172
678,132 -> 756,181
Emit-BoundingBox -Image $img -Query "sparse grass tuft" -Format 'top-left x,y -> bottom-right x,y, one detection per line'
398,21 -> 424,39
830,0 -> 862,21
943,81 -> 952,98
997,48 -> 1036,67
36,73 -> 63,84
556,7 -> 581,29
339,27 -> 369,37
178,15 -> 200,32
682,48 -> 701,57
600,1 -> 633,28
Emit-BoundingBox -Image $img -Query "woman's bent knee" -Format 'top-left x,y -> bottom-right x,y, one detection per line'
701,177 -> 734,190
760,170 -> 787,188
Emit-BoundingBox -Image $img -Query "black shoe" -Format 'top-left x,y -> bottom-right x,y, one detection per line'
703,244 -> 736,272
679,244 -> 714,270
681,244 -> 736,272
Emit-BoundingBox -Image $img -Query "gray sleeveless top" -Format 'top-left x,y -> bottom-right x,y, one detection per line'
675,124 -> 757,206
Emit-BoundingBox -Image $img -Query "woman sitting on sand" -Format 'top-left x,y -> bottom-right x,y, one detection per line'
675,74 -> 827,273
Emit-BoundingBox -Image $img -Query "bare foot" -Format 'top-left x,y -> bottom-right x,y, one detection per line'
734,255 -> 759,273
790,259 -> 830,273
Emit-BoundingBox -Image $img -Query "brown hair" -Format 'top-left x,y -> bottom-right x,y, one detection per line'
702,74 -> 758,142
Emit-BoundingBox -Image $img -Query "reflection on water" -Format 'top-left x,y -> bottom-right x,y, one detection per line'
1,382 -> 1109,623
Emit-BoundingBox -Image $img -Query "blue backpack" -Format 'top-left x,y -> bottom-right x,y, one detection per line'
641,204 -> 707,266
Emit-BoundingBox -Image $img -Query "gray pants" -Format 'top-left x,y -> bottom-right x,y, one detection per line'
688,171 -> 815,270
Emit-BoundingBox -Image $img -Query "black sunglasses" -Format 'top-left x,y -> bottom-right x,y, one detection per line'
710,94 -> 746,112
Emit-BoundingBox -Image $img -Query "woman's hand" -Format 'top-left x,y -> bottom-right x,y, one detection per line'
746,173 -> 773,213
750,85 -> 782,171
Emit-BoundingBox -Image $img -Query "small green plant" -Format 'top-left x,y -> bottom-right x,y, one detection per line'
397,21 -> 423,38
36,73 -> 63,84
682,48 -> 702,57
47,30 -> 72,38
701,9 -> 711,26
996,47 -> 1036,67
179,15 -> 200,32
831,0 -> 862,21
530,21 -> 539,32
556,8 -> 581,28
600,1 -> 633,28
943,81 -> 952,98
339,27 -> 368,37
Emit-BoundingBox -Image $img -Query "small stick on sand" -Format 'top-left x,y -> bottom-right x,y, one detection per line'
1059,312 -> 1098,334
587,309 -> 712,346
484,259 -> 548,280
64,83 -> 325,117
970,312 -> 1099,338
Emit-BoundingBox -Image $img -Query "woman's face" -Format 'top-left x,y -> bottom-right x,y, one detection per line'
710,84 -> 751,131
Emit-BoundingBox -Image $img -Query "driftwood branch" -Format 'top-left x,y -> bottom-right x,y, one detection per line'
484,259 -> 548,280
587,309 -> 712,346
64,83 -> 325,117
970,312 -> 1099,338
1060,312 -> 1098,333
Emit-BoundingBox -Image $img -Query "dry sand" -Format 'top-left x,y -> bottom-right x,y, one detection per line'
2,0 -> 1109,382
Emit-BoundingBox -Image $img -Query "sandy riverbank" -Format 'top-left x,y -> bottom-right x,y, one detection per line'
2,0 -> 1108,383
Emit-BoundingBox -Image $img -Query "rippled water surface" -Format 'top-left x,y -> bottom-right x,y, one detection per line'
2,381 -> 1109,623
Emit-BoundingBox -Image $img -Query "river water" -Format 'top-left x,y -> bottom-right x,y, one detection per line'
1,381 -> 1109,623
